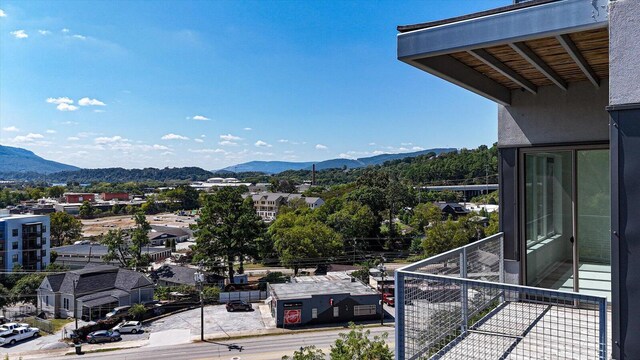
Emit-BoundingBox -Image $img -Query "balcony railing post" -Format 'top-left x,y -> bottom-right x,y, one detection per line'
460,248 -> 468,333
395,270 -> 405,360
499,234 -> 505,302
599,298 -> 607,360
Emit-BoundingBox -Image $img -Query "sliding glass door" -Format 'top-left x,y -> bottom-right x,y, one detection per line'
523,147 -> 610,300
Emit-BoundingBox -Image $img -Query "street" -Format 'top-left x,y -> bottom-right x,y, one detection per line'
46,326 -> 396,360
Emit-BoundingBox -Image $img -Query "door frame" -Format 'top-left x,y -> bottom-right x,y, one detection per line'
518,144 -> 609,289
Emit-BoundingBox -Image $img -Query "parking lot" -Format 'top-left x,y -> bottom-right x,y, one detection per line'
147,303 -> 269,338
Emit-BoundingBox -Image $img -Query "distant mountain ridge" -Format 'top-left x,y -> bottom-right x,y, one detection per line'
221,148 -> 456,173
0,145 -> 80,174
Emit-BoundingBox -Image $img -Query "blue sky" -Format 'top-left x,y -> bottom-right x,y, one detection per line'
0,0 -> 509,170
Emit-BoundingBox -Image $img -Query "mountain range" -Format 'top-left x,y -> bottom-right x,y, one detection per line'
0,145 -> 80,174
220,148 -> 456,173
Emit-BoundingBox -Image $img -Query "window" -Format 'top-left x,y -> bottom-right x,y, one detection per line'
45,296 -> 49,306
42,226 -> 47,233
12,229 -> 18,237
333,306 -> 339,317
312,308 -> 318,319
12,242 -> 18,250
354,304 -> 377,316
63,298 -> 69,310
42,249 -> 47,257
12,254 -> 18,263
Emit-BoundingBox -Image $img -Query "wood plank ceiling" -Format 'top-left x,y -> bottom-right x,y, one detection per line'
449,27 -> 609,91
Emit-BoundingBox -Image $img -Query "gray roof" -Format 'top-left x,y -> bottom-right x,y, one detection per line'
78,289 -> 129,307
150,225 -> 190,238
54,244 -> 170,256
152,264 -> 223,286
42,264 -> 153,296
269,279 -> 377,301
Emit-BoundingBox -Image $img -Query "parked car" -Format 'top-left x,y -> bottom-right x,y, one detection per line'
105,306 -> 131,319
0,326 -> 40,346
0,323 -> 28,336
112,321 -> 142,334
226,300 -> 252,312
86,330 -> 121,344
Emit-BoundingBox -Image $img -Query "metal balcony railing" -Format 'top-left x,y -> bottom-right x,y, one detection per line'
395,233 -> 608,360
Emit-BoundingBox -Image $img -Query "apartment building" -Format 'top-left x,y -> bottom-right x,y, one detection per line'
0,210 -> 50,271
394,0 -> 639,359
250,193 -> 325,221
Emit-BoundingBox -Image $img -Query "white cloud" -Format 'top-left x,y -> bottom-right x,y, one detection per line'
67,137 -> 80,141
149,144 -> 169,150
56,103 -> 79,111
254,151 -> 274,156
72,34 -> 87,40
278,139 -> 289,143
368,142 -> 376,146
220,134 -> 242,141
339,153 -> 355,159
46,97 -> 74,105
200,134 -> 206,138
38,30 -> 51,35
95,135 -> 127,144
45,129 -> 57,134
243,127 -> 252,131
412,146 -> 425,151
219,140 -> 238,146
12,133 -> 44,142
161,133 -> 189,140
2,126 -> 19,132
0,9 -> 6,17
315,144 -> 328,150
161,151 -> 174,156
61,121 -> 79,125
194,138 -> 204,143
401,142 -> 413,146
62,28 -> 70,33
93,109 -> 105,113
78,97 -> 106,106
192,115 -> 209,121
10,30 -> 28,39
189,148 -> 226,154
254,140 -> 272,148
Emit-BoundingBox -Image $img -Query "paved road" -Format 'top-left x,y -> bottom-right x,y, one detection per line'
49,326 -> 396,360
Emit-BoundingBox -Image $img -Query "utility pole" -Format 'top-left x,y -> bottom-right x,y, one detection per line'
194,261 -> 205,341
73,279 -> 78,330
378,259 -> 386,326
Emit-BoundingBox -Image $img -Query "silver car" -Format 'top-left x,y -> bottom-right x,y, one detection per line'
111,321 -> 142,334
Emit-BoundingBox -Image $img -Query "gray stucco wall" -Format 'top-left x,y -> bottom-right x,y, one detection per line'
609,0 -> 640,106
498,81 -> 609,147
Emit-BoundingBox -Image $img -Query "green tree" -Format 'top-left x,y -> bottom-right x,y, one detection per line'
270,179 -> 297,193
282,346 -> 326,360
11,274 -> 45,306
162,185 -> 200,210
78,200 -> 94,218
128,303 -> 147,320
409,202 -> 443,234
100,229 -> 129,268
269,210 -> 343,275
422,217 -> 474,256
129,212 -> 151,269
49,212 -> 83,247
327,202 -> 377,240
46,186 -> 65,198
193,187 -> 264,282
202,286 -> 220,303
329,324 -> 393,360
485,211 -> 499,236
0,284 -> 10,309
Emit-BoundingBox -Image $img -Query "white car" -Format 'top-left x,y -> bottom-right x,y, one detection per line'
111,321 -> 142,334
0,323 -> 27,336
0,326 -> 39,346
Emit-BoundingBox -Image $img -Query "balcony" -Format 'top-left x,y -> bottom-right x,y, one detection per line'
395,233 -> 609,359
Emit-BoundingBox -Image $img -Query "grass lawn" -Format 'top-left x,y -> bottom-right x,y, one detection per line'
50,318 -> 73,332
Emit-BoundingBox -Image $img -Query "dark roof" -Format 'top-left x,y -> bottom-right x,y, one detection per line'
41,264 -> 153,296
397,0 -> 561,33
78,289 -> 129,307
435,202 -> 470,214
150,225 -> 190,237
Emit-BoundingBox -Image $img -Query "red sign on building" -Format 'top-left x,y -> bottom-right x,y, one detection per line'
284,309 -> 301,325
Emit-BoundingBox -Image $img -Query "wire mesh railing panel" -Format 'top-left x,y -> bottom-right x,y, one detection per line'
396,233 -> 608,360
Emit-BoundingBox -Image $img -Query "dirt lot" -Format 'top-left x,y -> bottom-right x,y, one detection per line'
82,213 -> 196,237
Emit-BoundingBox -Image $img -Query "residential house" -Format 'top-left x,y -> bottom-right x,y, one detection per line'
394,0 -> 639,359
251,193 -> 325,221
147,225 -> 191,246
37,264 -> 154,320
435,202 -> 471,220
0,210 -> 50,271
